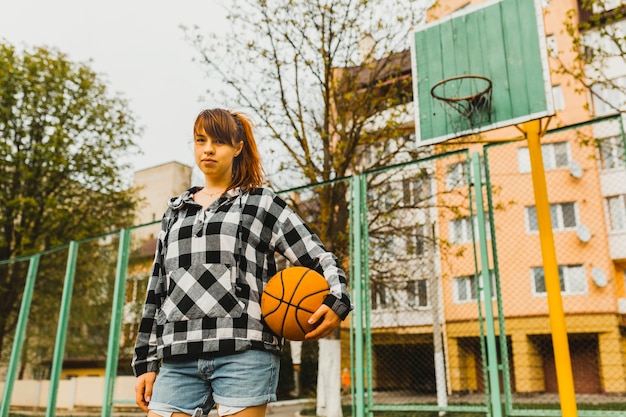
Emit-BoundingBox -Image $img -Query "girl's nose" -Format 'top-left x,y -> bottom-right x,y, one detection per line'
203,140 -> 215,154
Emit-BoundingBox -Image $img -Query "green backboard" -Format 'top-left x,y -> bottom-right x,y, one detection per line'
411,0 -> 554,146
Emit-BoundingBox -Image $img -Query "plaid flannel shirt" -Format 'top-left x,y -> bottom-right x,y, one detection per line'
132,186 -> 352,376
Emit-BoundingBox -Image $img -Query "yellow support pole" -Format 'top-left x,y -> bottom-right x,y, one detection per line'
524,119 -> 578,417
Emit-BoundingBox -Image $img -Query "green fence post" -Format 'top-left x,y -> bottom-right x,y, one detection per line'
483,146 -> 514,415
471,151 -> 503,417
351,174 -> 366,417
0,255 -> 40,417
101,229 -> 131,417
46,240 -> 79,417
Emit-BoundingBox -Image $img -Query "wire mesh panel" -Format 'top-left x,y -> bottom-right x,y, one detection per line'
484,115 -> 626,414
2,116 -> 625,416
360,150 -> 491,415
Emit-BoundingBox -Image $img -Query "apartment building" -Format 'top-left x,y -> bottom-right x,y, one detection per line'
360,0 -> 626,396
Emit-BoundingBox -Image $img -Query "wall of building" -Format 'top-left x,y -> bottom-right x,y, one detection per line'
0,376 -> 136,410
132,161 -> 193,243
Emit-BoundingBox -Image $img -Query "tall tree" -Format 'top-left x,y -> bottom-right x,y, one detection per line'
0,42 -> 142,357
185,0 -> 431,412
185,0 -> 429,261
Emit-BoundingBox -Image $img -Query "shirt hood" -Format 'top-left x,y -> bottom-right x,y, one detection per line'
167,186 -> 244,211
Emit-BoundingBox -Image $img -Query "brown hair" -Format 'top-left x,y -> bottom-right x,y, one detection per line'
193,108 -> 264,190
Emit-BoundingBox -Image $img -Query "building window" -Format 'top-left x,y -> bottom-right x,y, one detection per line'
543,141 -> 570,169
598,135 -> 625,170
402,170 -> 431,206
449,213 -> 491,244
606,194 -> 626,231
406,279 -> 429,308
552,85 -> 565,110
446,160 -> 486,190
525,202 -> 579,233
517,142 -> 571,173
446,162 -> 468,190
453,271 -> 496,303
546,34 -> 558,57
450,217 -> 472,244
531,265 -> 587,296
370,183 -> 395,210
591,77 -> 626,116
406,225 -> 427,255
592,0 -> 623,13
371,280 -> 388,310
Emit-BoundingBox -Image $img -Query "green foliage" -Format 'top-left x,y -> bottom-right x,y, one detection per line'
0,42 -> 142,358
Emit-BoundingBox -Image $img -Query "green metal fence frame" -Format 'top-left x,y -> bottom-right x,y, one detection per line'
1,115 -> 625,416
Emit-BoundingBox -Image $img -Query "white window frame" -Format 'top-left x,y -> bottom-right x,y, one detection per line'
405,225 -> 427,255
517,142 -> 571,173
591,76 -> 626,116
402,172 -> 431,206
525,202 -> 579,233
592,0 -> 623,13
406,279 -> 430,308
597,135 -> 626,170
546,34 -> 558,58
446,161 -> 468,190
371,280 -> 388,310
449,213 -> 491,244
552,85 -> 565,110
531,265 -> 588,296
606,194 -> 626,231
453,271 -> 496,304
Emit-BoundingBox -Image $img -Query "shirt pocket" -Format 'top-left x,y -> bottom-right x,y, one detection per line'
158,263 -> 244,323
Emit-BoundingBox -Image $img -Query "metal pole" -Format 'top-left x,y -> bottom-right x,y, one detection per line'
101,229 -> 131,417
471,151 -> 502,417
46,241 -> 79,417
360,175 -> 375,417
351,175 -> 365,417
482,148 -> 514,414
524,119 -> 578,417
0,255 -> 40,417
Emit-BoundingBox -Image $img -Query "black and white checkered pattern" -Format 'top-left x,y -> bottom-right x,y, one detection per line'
132,186 -> 352,376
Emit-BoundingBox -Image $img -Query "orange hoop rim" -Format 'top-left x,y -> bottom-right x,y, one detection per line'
430,75 -> 493,102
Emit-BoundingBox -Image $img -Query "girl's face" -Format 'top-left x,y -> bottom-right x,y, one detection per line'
194,127 -> 243,182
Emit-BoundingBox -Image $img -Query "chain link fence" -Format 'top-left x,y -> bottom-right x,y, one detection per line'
1,116 -> 626,416
356,115 -> 626,416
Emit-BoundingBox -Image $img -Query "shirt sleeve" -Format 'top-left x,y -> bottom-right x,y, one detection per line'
131,210 -> 170,376
269,193 -> 352,320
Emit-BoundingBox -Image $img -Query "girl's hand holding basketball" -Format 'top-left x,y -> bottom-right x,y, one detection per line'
304,305 -> 341,340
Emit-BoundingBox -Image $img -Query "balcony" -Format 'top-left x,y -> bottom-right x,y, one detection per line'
600,167 -> 626,197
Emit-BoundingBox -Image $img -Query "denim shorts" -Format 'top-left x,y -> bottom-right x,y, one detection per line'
149,350 -> 280,416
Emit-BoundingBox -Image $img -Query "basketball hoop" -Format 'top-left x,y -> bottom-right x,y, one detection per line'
430,75 -> 493,134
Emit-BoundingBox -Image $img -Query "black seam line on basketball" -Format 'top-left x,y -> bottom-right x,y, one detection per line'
295,288 -> 328,301
262,293 -> 284,316
263,287 -> 326,303
297,315 -> 307,334
263,303 -> 282,316
266,299 -> 317,313
285,268 -> 311,306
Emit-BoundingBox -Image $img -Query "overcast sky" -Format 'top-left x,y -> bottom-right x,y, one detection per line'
0,0 -> 229,176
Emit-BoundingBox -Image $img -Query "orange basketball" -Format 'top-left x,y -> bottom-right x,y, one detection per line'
261,266 -> 330,341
